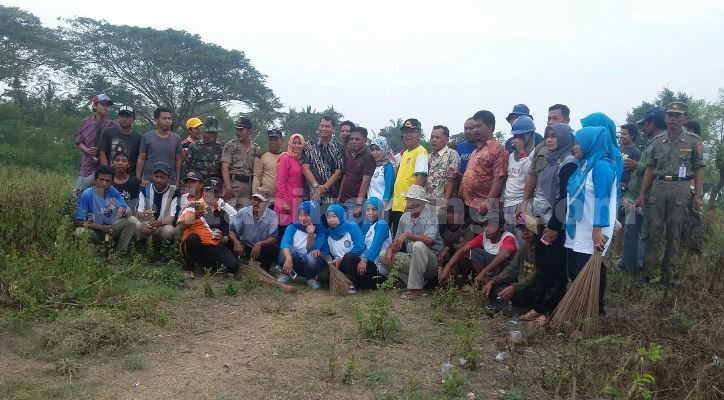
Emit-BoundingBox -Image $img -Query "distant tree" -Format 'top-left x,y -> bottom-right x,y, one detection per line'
60,17 -> 281,131
279,105 -> 344,143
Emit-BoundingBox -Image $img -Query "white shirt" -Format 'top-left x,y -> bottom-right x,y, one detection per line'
364,221 -> 392,273
327,232 -> 353,259
368,164 -> 386,202
564,173 -> 616,255
291,229 -> 309,255
503,152 -> 530,207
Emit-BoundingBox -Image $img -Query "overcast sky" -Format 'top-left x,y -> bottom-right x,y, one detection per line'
7,0 -> 724,136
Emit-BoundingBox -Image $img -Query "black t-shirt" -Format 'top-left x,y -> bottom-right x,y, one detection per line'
114,176 -> 141,203
99,127 -> 142,175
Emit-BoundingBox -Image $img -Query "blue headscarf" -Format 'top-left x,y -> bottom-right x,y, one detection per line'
580,112 -> 624,199
566,127 -> 620,237
326,204 -> 351,240
293,200 -> 323,232
362,197 -> 387,234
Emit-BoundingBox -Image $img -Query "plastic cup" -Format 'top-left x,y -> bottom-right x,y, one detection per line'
510,330 -> 522,344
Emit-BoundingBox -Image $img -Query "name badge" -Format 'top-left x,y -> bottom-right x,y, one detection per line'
679,165 -> 686,178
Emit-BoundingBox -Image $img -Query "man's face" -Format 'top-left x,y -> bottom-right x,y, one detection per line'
471,119 -> 492,143
402,129 -> 421,149
189,126 -> 203,140
340,124 -> 353,143
430,128 -> 449,152
202,131 -> 218,143
236,127 -> 252,141
95,173 -> 113,190
463,119 -> 474,142
118,114 -> 134,129
152,171 -> 169,189
512,136 -> 525,152
112,156 -> 129,173
665,112 -> 687,131
268,136 -> 282,153
640,120 -> 656,136
547,109 -> 569,126
405,198 -> 425,214
348,132 -> 365,153
185,179 -> 202,196
155,112 -> 173,131
618,128 -> 634,146
318,119 -> 334,139
95,101 -> 110,117
252,197 -> 265,214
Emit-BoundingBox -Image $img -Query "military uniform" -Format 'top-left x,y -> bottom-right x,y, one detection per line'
221,138 -> 262,202
184,139 -> 223,181
642,120 -> 704,285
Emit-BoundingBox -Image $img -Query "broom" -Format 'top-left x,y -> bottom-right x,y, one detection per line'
328,260 -> 353,296
549,245 -> 605,338
242,260 -> 297,293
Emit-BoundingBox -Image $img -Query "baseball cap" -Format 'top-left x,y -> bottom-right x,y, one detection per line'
92,94 -> 113,106
152,162 -> 171,175
267,128 -> 283,138
203,116 -> 220,133
635,107 -> 665,125
666,102 -> 688,114
204,177 -> 223,193
251,187 -> 272,202
400,118 -> 422,131
511,115 -> 536,136
233,116 -> 253,129
506,104 -> 531,122
184,170 -> 203,182
185,117 -> 203,130
118,105 -> 135,117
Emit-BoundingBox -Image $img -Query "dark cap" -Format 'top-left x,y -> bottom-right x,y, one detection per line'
204,116 -> 220,133
511,115 -> 536,136
506,103 -> 531,122
267,128 -> 283,138
636,107 -> 665,125
233,116 -> 253,129
204,177 -> 223,193
117,105 -> 135,117
152,161 -> 171,175
400,118 -> 422,131
184,170 -> 203,182
666,102 -> 688,114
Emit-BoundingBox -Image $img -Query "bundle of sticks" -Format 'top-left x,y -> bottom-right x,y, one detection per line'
243,260 -> 296,293
549,250 -> 603,338
328,261 -> 352,296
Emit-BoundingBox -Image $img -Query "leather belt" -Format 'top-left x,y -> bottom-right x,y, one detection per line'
232,174 -> 251,183
657,176 -> 691,182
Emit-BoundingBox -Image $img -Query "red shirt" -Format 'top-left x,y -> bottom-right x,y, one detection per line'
466,231 -> 517,256
460,139 -> 508,208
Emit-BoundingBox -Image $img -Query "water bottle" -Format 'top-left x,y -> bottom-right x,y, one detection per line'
441,360 -> 453,383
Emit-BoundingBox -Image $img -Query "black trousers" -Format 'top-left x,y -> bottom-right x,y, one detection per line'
532,231 -> 568,315
240,242 -> 279,271
181,233 -> 239,273
488,283 -> 536,311
338,253 -> 381,290
389,211 -> 402,237
567,249 -> 606,314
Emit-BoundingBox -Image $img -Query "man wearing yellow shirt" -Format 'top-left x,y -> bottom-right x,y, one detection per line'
391,118 -> 428,234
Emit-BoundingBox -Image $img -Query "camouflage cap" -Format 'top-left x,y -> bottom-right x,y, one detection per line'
203,116 -> 220,133
666,102 -> 688,114
400,118 -> 422,131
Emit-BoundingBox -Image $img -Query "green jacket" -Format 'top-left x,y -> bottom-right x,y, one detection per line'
491,241 -> 536,291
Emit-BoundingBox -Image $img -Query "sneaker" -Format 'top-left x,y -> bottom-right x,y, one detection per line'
277,274 -> 291,284
306,279 -> 321,290
347,285 -> 357,294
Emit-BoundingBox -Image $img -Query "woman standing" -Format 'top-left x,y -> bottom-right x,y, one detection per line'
518,123 -> 577,325
276,133 -> 305,239
565,126 -> 620,315
367,137 -> 395,211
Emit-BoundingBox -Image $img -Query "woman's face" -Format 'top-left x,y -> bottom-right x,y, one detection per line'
365,204 -> 378,222
326,211 -> 340,228
370,145 -> 384,162
572,142 -> 583,159
290,137 -> 303,153
298,211 -> 311,226
545,132 -> 558,152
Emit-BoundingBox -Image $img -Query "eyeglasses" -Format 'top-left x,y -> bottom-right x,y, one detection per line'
98,101 -> 111,107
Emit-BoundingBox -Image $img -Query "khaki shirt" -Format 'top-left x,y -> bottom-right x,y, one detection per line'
221,139 -> 262,177
645,129 -> 705,178
252,151 -> 282,196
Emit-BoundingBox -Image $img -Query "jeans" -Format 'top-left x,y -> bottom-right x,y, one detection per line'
278,251 -> 324,280
620,204 -> 644,272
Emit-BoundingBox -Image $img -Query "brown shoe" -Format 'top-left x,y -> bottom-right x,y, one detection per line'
518,309 -> 542,321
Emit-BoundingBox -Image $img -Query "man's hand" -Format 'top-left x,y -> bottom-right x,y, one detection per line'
352,204 -> 362,218
282,203 -> 291,213
516,200 -> 529,220
623,158 -> 638,172
313,185 -> 326,200
222,187 -> 234,201
148,221 -> 161,230
482,281 -> 494,298
498,285 -> 515,300
634,194 -> 645,208
117,207 -> 129,218
233,241 -> 244,255
541,227 -> 558,244
436,248 -> 448,266
357,258 -> 367,275
250,243 -> 262,260
438,265 -> 452,284
478,199 -> 490,216
99,225 -> 113,234
283,257 -> 293,274
473,271 -> 488,287
87,147 -> 98,157
693,194 -> 702,212
141,178 -> 150,187
310,249 -> 321,258
385,248 -> 394,268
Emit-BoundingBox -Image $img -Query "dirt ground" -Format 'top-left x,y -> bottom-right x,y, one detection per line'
0,276 -> 545,400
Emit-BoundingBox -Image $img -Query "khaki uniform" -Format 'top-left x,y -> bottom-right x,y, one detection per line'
643,129 -> 704,285
252,151 -> 282,197
221,139 -> 262,205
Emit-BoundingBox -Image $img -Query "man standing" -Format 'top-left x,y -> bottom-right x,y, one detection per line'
99,105 -> 141,176
460,110 -> 508,219
221,116 -> 262,207
181,117 -> 204,159
636,102 -> 705,287
74,94 -> 117,195
339,120 -> 356,148
230,187 -> 280,271
136,106 -> 183,188
455,118 -> 476,175
503,120 -> 533,233
338,127 -> 376,215
74,165 -> 137,256
252,129 -> 284,198
302,116 -> 345,204
390,118 -> 429,233
426,125 -> 460,212
184,116 -> 223,181
504,104 -> 542,153
384,185 -> 442,300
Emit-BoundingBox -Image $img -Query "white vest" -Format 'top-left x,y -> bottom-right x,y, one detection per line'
327,232 -> 354,259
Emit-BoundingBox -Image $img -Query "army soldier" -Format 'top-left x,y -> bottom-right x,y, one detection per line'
636,102 -> 705,287
221,116 -> 262,207
184,116 -> 223,181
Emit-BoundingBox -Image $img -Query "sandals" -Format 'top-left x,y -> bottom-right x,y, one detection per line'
532,315 -> 549,326
518,309 -> 542,321
400,292 -> 418,300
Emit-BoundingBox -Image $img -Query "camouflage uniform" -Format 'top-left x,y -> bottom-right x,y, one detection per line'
184,139 -> 223,181
642,117 -> 705,285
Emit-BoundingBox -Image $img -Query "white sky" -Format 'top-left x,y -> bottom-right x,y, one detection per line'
7,0 -> 724,136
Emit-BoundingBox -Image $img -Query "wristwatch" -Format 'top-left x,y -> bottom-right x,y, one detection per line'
355,200 -> 363,206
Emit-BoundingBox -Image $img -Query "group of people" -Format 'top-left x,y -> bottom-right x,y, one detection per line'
72,94 -> 705,324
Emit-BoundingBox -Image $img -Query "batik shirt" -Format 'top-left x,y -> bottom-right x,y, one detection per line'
301,138 -> 344,201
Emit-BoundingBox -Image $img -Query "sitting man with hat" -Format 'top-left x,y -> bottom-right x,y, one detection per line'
230,187 -> 280,271
136,161 -> 180,243
384,185 -> 443,300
